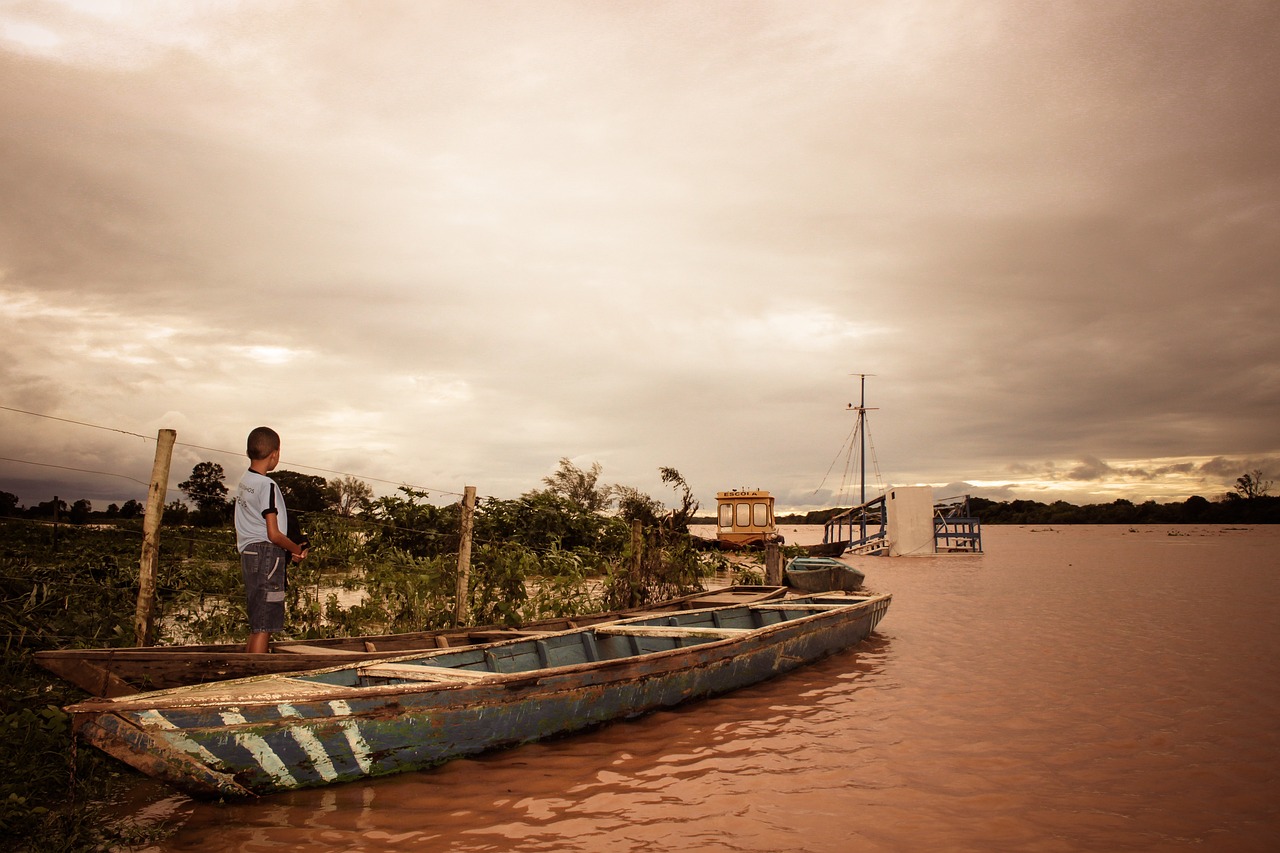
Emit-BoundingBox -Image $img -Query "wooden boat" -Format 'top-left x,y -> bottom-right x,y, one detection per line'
36,586 -> 786,698
803,540 -> 848,557
68,592 -> 890,799
784,557 -> 865,592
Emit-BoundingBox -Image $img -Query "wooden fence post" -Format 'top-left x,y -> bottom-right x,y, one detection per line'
454,485 -> 477,626
134,428 -> 176,647
629,520 -> 643,608
764,541 -> 782,586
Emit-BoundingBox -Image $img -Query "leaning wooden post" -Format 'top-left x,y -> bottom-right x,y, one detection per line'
764,541 -> 783,586
134,428 -> 176,647
629,519 -> 643,608
454,486 -> 477,626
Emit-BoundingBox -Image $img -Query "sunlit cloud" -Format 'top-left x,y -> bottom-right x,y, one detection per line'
233,346 -> 297,366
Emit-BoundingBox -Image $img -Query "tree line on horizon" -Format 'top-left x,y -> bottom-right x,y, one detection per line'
772,469 -> 1278,526
2,466 -> 1276,526
0,457 -> 702,531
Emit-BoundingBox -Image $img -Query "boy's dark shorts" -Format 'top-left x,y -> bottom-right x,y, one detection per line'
241,543 -> 289,634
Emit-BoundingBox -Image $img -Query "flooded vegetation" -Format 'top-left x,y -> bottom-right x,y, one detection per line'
0,471 -> 754,851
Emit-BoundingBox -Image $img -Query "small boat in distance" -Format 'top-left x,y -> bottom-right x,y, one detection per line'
784,557 -> 865,593
36,586 -> 787,697
712,489 -> 783,549
68,592 -> 891,799
702,490 -> 843,555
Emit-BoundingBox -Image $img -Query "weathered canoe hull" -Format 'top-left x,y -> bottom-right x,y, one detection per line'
69,594 -> 890,798
39,586 -> 786,697
803,540 -> 849,557
785,557 -> 865,592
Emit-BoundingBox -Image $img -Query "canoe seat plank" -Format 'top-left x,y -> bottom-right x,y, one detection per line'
276,645 -> 365,655
751,603 -> 855,611
593,626 -> 750,639
358,663 -> 493,682
468,630 -> 549,642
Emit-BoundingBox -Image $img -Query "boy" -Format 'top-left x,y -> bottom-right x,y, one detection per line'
234,426 -> 308,653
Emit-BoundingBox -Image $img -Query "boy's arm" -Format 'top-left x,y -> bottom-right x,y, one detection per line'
265,513 -> 307,561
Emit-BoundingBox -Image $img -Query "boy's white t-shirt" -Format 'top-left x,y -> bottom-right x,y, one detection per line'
234,468 -> 289,553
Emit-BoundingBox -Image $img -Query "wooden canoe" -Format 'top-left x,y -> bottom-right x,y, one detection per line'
803,540 -> 849,557
784,557 -> 865,592
67,591 -> 890,798
36,586 -> 786,697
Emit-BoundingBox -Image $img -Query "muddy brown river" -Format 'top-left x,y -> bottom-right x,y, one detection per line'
130,525 -> 1280,852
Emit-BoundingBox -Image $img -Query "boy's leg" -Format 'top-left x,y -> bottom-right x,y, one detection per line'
242,545 -> 285,653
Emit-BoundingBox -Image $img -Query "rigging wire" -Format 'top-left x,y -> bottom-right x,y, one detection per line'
812,422 -> 859,497
819,413 -> 884,508
862,415 -> 885,497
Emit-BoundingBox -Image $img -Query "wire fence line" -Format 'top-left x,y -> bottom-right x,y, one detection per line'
0,402 -> 721,640
1,479 -> 709,584
0,487 -> 593,569
1,403 -> 471,504
2,402 -> 711,567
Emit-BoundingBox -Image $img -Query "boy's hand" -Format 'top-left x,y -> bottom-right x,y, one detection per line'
293,547 -> 309,563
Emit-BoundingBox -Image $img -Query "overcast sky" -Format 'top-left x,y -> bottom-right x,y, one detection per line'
2,0 -> 1278,515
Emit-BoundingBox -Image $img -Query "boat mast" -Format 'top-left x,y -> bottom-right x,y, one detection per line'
858,374 -> 866,506
847,373 -> 876,503
847,373 -> 876,543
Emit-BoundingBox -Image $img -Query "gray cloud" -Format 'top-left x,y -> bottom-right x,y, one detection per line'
2,1 -> 1278,512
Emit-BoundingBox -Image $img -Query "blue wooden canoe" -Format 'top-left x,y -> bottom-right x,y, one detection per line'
784,557 -> 866,592
67,592 -> 891,798
37,585 -> 788,697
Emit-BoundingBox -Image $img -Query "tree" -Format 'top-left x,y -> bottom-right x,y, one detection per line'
178,462 -> 230,522
327,475 -> 373,517
659,466 -> 699,533
541,458 -> 613,512
1234,469 -> 1273,500
163,499 -> 190,525
0,490 -> 18,516
614,485 -> 664,526
366,487 -> 456,558
273,470 -> 329,513
69,499 -> 92,524
30,497 -> 67,520
119,499 -> 143,519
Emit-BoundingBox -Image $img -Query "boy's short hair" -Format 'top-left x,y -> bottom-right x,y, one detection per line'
247,426 -> 281,461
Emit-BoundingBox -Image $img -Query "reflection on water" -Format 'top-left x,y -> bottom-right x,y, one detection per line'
138,527 -> 1280,852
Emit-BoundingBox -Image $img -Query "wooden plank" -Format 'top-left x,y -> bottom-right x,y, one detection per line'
593,626 -> 750,639
686,596 -> 751,607
34,658 -> 137,699
467,630 -> 550,642
137,676 -> 346,705
275,644 -> 365,655
357,663 -> 493,683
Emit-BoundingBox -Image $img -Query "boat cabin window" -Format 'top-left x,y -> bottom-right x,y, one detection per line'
725,501 -> 772,530
715,491 -> 776,539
